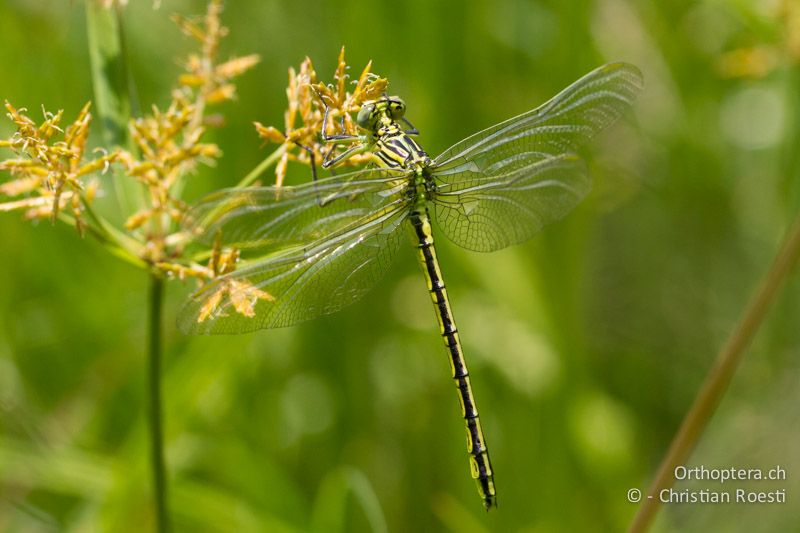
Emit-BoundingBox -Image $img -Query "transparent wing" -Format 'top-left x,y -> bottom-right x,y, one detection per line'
433,62 -> 643,170
185,167 -> 409,251
178,171 -> 413,334
432,154 -> 589,251
430,62 -> 642,252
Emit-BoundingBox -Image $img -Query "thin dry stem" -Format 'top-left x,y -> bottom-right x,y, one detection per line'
629,215 -> 800,533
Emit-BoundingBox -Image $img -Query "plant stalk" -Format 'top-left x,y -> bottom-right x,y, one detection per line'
236,145 -> 286,188
148,274 -> 169,532
629,215 -> 800,533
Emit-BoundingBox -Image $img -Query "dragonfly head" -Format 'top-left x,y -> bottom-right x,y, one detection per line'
356,96 -> 406,132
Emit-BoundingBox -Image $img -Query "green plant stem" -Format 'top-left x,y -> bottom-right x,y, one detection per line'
148,274 -> 169,533
56,210 -> 145,269
79,197 -> 145,261
629,214 -> 800,533
235,145 -> 286,188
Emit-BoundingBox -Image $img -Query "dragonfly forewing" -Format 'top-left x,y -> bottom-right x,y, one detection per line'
185,168 -> 409,252
178,170 -> 413,334
428,62 -> 642,252
432,62 -> 643,173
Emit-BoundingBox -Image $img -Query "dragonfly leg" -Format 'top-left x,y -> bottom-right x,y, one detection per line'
322,142 -> 370,169
401,117 -> 419,136
295,142 -> 319,184
315,95 -> 369,170
320,103 -> 360,143
292,141 -> 334,207
321,140 -> 358,169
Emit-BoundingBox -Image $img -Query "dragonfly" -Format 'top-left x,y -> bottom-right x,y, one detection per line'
178,62 -> 643,509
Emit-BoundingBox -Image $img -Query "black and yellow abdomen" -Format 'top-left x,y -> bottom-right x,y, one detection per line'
408,206 -> 497,509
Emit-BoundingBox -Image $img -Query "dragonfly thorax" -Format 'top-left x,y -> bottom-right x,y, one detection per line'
359,97 -> 431,171
372,125 -> 430,171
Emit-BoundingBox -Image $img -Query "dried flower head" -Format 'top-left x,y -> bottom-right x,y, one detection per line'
187,231 -> 274,322
115,0 -> 258,265
0,101 -> 117,234
173,1 -> 260,108
255,46 -> 388,187
1,0 -> 258,274
197,278 -> 274,322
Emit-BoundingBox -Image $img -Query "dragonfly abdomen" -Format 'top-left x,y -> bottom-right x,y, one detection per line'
408,207 -> 497,509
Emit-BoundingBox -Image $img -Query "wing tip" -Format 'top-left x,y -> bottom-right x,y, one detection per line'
600,61 -> 645,92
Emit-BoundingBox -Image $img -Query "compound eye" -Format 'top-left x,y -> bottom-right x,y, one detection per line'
388,97 -> 406,119
356,103 -> 375,128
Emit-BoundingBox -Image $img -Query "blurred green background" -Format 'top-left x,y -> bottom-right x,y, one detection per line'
1,0 -> 799,531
